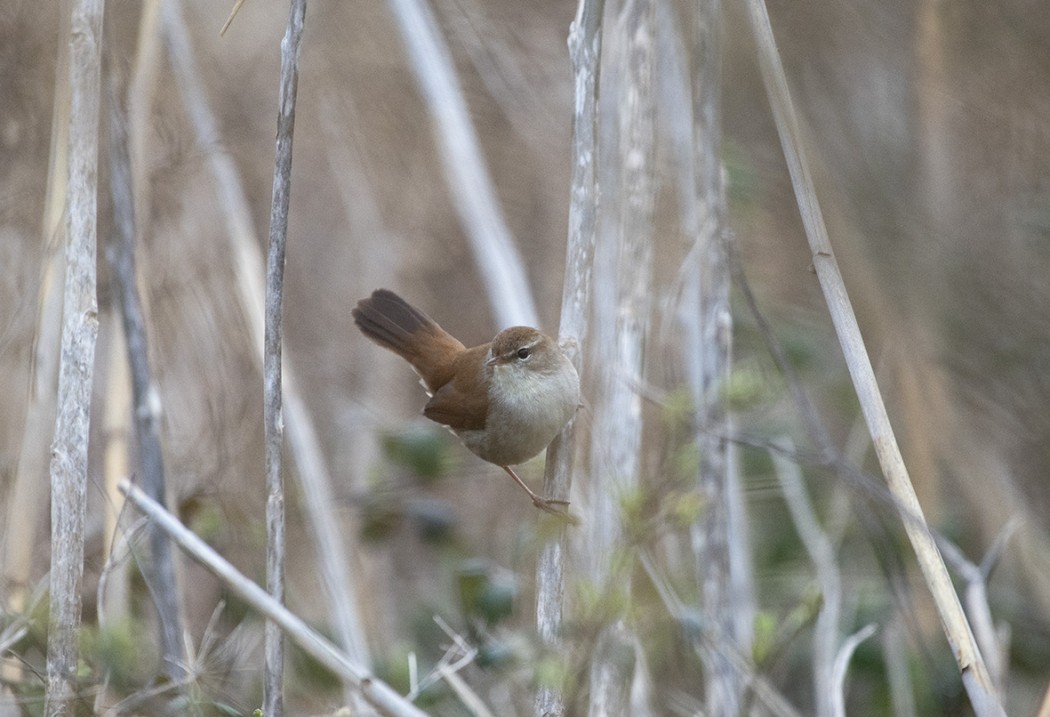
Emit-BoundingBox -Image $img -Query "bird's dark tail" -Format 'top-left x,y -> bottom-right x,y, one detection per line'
351,289 -> 464,390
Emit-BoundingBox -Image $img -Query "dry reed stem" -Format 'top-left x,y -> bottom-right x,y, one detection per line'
106,87 -> 187,679
1038,681 -> 1050,717
262,0 -> 307,712
127,0 -> 162,240
939,520 -> 1019,696
161,0 -> 372,683
99,317 -> 132,630
743,0 -> 1003,713
579,0 -> 657,711
119,482 -> 428,717
881,618 -> 918,717
46,0 -> 105,710
533,1 -> 603,715
5,249 -> 63,618
830,624 -> 878,717
772,439 -> 841,717
385,0 -> 538,328
219,0 -> 248,36
656,0 -> 751,711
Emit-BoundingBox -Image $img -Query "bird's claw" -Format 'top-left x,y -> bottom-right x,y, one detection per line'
531,496 -> 579,524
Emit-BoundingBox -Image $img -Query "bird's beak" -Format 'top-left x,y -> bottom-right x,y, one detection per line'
485,354 -> 503,367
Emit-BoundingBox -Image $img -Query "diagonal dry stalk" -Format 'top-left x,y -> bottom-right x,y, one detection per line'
384,0 -> 537,328
119,482 -> 427,717
743,0 -> 1004,713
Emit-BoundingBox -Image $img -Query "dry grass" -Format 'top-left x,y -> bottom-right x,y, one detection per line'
2,0 -> 1050,713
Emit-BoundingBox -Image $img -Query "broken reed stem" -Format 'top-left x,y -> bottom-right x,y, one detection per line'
263,0 -> 307,714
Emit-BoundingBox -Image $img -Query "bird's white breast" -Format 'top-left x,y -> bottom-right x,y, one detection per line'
460,358 -> 580,466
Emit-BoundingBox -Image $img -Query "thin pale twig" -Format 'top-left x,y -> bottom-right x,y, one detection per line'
937,521 -> 1018,696
772,438 -> 840,717
120,481 -> 428,717
403,616 -> 492,714
219,0 -> 248,36
830,623 -> 878,717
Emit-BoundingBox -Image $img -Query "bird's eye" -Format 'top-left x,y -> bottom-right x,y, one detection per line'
516,347 -> 531,360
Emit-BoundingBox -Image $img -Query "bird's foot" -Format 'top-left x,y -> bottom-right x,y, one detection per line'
502,465 -> 578,523
531,496 -> 580,524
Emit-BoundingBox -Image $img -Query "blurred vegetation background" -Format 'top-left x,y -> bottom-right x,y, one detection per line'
2,0 -> 1050,714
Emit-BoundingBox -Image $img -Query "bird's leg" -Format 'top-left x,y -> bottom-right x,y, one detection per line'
501,465 -> 570,513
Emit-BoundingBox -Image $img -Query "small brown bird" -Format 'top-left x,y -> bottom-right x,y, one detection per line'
352,289 -> 580,513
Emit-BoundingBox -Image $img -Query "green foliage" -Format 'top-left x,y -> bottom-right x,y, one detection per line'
532,652 -> 569,693
617,485 -> 652,545
751,609 -> 778,665
410,499 -> 459,545
456,559 -> 517,627
359,491 -> 406,541
187,502 -> 230,545
359,424 -> 467,545
475,638 -> 515,669
724,359 -> 777,410
81,619 -> 155,692
572,578 -> 630,630
659,386 -> 697,430
779,329 -> 820,372
751,590 -> 822,668
373,645 -> 454,708
4,594 -> 49,658
668,442 -> 702,487
381,424 -> 459,482
723,137 -> 762,211
359,492 -> 461,545
372,645 -> 413,695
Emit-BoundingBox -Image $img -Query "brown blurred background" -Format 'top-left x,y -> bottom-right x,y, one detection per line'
2,0 -> 1050,713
